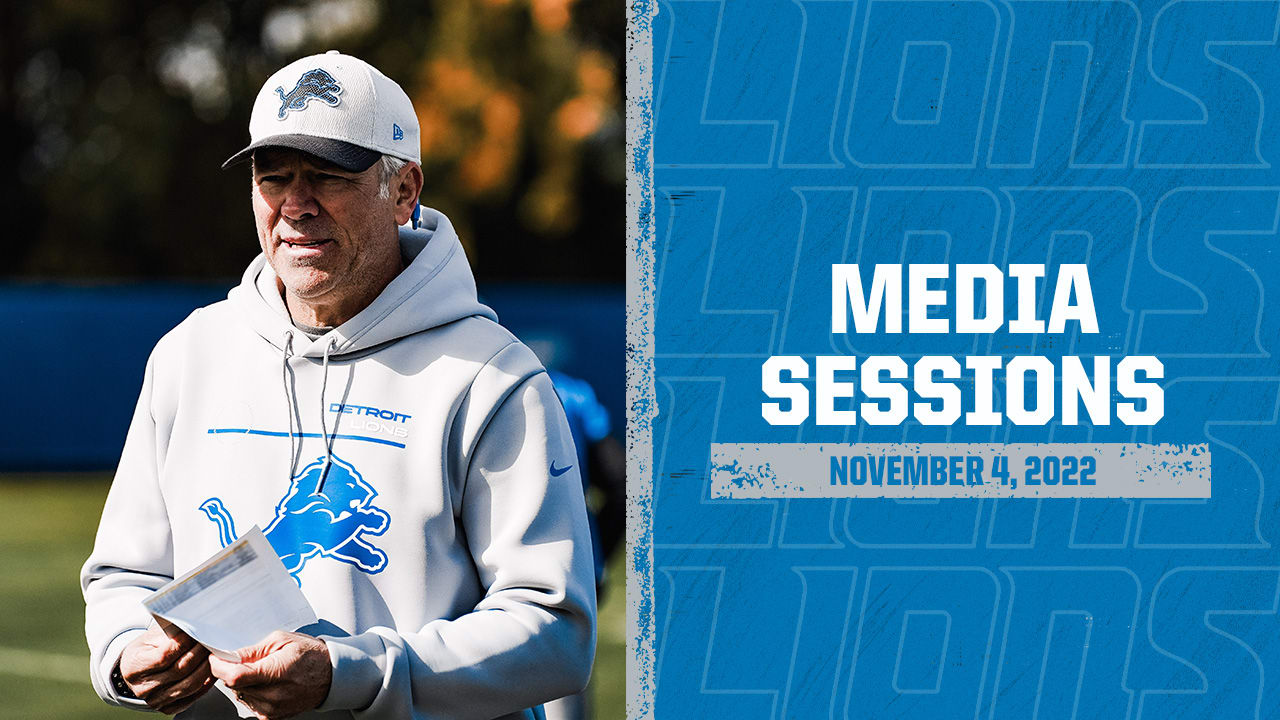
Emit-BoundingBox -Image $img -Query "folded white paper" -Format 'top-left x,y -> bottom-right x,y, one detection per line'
143,526 -> 318,661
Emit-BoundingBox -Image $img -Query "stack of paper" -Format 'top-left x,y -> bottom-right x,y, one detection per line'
143,527 -> 317,660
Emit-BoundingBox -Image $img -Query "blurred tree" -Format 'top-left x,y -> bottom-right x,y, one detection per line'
3,0 -> 622,283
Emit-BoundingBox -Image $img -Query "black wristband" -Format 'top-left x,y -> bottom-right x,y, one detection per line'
111,659 -> 139,700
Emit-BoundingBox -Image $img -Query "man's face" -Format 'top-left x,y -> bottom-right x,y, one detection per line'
251,149 -> 401,318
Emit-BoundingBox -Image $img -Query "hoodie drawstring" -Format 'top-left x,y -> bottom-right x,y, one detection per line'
282,333 -> 341,486
281,332 -> 300,480
317,337 -> 339,491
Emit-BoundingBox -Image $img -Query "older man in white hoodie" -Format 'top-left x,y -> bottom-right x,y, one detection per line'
81,51 -> 596,720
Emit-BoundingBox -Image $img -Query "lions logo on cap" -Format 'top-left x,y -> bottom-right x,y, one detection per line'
275,68 -> 343,119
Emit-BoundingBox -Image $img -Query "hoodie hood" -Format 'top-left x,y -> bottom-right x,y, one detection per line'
229,205 -> 497,358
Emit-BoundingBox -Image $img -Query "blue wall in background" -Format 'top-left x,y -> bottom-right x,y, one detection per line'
0,283 -> 622,471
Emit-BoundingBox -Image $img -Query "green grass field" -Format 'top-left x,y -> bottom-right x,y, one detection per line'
0,476 -> 625,719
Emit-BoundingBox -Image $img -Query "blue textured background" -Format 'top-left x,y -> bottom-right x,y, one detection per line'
647,0 -> 1280,717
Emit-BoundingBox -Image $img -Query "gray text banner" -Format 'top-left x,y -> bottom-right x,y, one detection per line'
709,443 -> 1210,499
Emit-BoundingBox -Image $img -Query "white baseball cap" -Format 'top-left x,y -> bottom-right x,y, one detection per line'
223,50 -> 421,171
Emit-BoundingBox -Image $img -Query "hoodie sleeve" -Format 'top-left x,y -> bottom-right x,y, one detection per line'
319,345 -> 598,719
80,348 -> 177,708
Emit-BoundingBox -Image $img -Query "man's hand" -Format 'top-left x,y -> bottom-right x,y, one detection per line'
209,630 -> 332,720
118,625 -> 214,715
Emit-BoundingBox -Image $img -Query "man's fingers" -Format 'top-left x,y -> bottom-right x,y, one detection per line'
209,654 -> 247,687
233,688 -> 281,720
133,647 -> 211,701
208,634 -> 276,686
213,648 -> 293,689
235,630 -> 291,663
207,633 -> 329,719
210,655 -> 268,689
175,645 -> 211,675
133,640 -> 208,681
153,673 -> 214,716
127,632 -> 201,680
149,656 -> 213,705
153,628 -> 199,657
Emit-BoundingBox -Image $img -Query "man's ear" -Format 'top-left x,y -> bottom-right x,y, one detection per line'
392,163 -> 425,225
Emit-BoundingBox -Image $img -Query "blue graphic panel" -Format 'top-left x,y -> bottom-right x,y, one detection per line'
642,0 -> 1280,716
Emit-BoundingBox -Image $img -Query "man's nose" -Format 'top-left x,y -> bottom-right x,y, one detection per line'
280,179 -> 320,220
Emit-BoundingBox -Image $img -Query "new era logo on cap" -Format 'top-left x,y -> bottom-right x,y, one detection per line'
223,50 -> 421,171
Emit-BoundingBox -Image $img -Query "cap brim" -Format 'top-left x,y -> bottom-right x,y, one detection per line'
222,134 -> 382,172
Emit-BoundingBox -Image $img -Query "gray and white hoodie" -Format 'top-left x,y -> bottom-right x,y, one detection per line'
81,206 -> 596,719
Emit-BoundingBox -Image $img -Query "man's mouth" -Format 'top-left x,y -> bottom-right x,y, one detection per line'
280,237 -> 332,248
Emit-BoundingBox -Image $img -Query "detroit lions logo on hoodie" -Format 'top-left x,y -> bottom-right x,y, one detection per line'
200,454 -> 390,582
